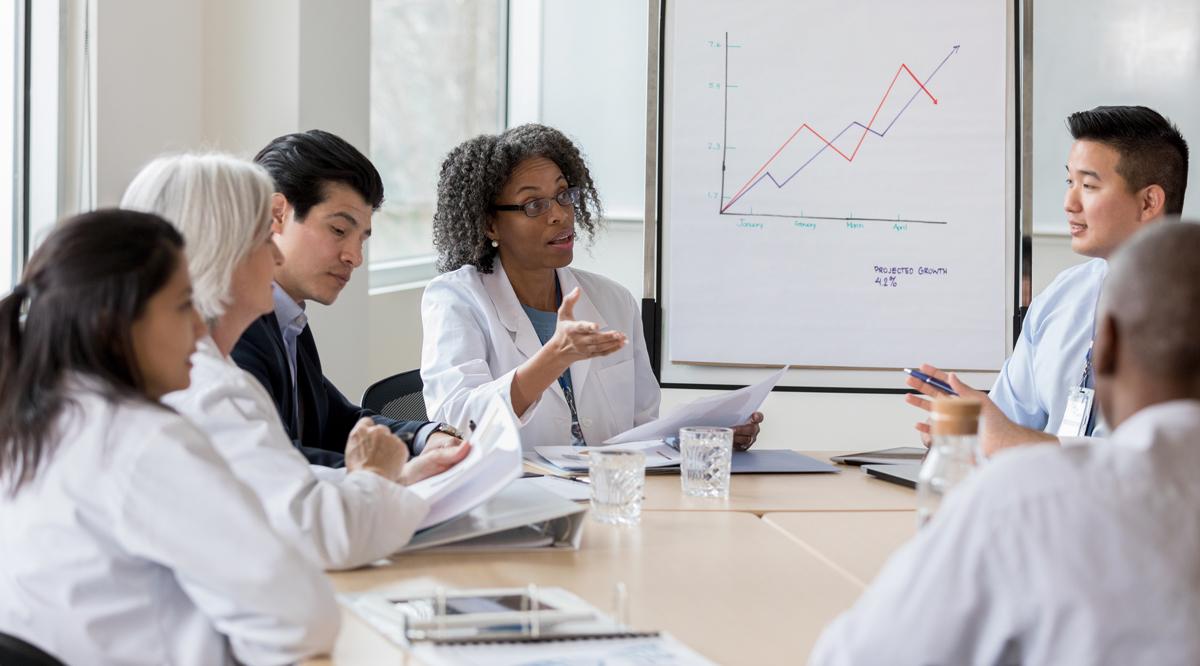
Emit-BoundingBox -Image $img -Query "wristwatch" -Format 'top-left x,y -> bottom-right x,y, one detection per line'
431,422 -> 465,439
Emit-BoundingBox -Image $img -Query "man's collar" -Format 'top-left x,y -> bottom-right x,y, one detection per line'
272,282 -> 307,334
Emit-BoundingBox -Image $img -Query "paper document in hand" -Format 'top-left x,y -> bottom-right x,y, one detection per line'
535,441 -> 682,472
409,396 -> 523,530
604,366 -> 788,444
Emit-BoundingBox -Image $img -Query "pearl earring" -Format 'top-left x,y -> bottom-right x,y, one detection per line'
490,239 -> 499,248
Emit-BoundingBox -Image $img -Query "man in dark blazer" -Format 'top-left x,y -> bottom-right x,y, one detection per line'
234,130 -> 460,466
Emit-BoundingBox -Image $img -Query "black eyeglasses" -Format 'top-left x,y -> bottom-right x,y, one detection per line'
493,187 -> 582,218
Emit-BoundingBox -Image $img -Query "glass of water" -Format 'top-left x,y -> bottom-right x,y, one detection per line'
680,427 -> 734,498
588,450 -> 646,525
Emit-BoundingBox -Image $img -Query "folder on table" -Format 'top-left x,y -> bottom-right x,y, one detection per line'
399,477 -> 587,553
530,445 -> 837,476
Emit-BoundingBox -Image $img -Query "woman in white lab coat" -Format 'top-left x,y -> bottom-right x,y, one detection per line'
121,153 -> 469,571
422,124 -> 763,449
0,210 -> 337,665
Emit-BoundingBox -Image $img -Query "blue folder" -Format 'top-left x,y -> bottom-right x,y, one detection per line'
731,450 -> 838,474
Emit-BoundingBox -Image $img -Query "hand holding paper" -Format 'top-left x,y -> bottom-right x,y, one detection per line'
604,367 -> 787,445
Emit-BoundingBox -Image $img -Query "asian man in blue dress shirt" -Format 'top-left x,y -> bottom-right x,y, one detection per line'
906,106 -> 1188,456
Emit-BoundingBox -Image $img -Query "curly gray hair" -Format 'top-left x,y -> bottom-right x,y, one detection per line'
432,124 -> 603,273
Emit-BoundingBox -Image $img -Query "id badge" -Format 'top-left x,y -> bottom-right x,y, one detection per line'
1056,387 -> 1095,438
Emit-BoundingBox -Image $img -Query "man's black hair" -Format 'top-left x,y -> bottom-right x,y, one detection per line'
253,129 -> 385,220
1067,106 -> 1189,215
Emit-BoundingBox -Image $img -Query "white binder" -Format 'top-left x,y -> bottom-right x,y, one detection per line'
399,478 -> 587,553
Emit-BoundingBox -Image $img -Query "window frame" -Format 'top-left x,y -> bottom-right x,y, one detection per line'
3,0 -> 31,292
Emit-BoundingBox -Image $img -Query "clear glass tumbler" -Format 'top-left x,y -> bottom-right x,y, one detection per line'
679,426 -> 733,498
588,450 -> 646,525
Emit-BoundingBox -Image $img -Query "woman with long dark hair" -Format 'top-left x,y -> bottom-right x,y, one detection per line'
0,210 -> 337,665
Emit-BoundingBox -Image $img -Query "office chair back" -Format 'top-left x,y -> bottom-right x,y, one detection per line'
362,369 -> 428,422
0,632 -> 65,666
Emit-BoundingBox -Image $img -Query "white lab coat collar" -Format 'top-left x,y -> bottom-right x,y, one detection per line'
480,261 -> 607,406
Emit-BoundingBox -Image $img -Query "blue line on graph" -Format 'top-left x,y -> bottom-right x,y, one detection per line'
728,45 -> 959,209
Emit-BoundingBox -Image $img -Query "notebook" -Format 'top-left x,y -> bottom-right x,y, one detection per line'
862,463 -> 922,489
342,585 -> 715,665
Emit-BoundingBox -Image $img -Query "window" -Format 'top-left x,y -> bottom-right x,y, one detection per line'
2,0 -> 79,292
1,0 -> 21,292
369,0 -> 506,288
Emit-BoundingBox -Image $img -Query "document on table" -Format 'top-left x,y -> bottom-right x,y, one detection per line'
412,635 -> 715,665
407,396 -> 523,530
534,440 -> 682,472
521,474 -> 592,501
343,584 -> 716,665
604,366 -> 789,444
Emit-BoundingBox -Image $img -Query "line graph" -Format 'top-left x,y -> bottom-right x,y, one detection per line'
718,38 -> 960,225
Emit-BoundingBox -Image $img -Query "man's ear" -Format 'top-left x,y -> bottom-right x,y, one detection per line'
1093,312 -> 1119,379
270,193 -> 291,235
1139,184 -> 1166,222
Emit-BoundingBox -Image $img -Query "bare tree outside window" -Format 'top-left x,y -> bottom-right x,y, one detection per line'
370,0 -> 504,273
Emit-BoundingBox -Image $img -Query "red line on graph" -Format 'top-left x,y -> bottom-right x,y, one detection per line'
720,62 -> 939,213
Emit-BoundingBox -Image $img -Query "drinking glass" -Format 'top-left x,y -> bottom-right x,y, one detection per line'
588,450 -> 646,525
679,426 -> 733,498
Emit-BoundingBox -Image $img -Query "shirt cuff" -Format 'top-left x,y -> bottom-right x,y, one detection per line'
412,421 -> 438,454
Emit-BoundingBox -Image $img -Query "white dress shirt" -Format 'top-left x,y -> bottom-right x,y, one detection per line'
421,262 -> 660,449
0,385 -> 337,666
164,336 -> 429,570
990,258 -> 1107,434
272,281 -> 307,429
810,400 -> 1200,666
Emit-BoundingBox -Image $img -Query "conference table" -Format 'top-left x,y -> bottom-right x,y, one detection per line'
310,452 -> 919,665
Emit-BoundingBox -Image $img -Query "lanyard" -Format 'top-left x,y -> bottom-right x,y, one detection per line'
553,278 -> 588,447
559,374 -> 588,447
1079,284 -> 1106,435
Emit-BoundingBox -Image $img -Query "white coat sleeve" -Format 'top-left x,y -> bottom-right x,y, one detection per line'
421,277 -> 542,430
627,289 -> 660,427
177,372 -> 430,571
114,417 -> 339,666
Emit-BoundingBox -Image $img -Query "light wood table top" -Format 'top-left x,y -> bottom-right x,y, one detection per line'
314,511 -> 862,665
763,511 -> 917,588
640,452 -> 917,514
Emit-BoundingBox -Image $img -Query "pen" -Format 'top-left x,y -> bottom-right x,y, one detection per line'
903,368 -> 959,396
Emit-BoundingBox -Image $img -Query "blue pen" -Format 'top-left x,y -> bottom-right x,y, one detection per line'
903,368 -> 959,396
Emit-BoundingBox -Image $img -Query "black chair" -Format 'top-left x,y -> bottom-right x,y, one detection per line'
0,632 -> 64,666
362,369 -> 428,422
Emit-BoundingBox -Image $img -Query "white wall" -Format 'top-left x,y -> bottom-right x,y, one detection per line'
93,0 -> 373,397
201,0 -> 299,155
94,0 -> 204,206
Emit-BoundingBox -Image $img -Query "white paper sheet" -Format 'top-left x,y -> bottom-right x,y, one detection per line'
604,367 -> 788,444
534,441 -> 682,472
408,396 -> 523,529
521,475 -> 593,502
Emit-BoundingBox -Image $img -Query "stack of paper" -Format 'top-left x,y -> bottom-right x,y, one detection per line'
408,397 -> 523,530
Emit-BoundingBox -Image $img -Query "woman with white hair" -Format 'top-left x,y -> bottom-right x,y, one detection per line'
121,153 -> 469,571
